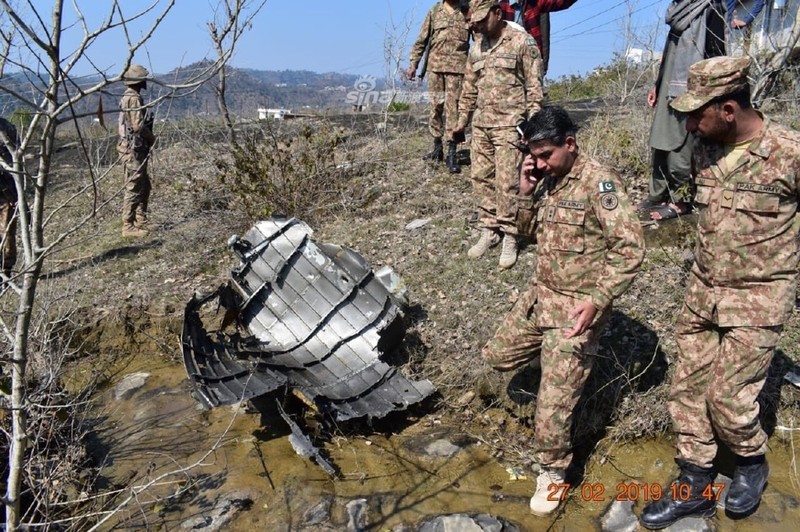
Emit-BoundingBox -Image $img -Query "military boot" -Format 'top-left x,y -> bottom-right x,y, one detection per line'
640,460 -> 716,529
725,455 -> 768,514
445,141 -> 460,173
135,208 -> 150,231
529,467 -> 567,516
467,228 -> 500,258
122,222 -> 149,238
422,137 -> 443,163
498,234 -> 518,269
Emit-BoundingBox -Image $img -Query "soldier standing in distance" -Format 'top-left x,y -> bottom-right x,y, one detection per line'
640,56 -> 800,529
407,0 -> 470,173
0,117 -> 19,280
453,0 -> 543,269
483,106 -> 644,514
118,64 -> 156,238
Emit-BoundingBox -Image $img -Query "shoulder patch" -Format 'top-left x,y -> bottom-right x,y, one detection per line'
598,181 -> 617,193
526,37 -> 536,47
600,193 -> 619,210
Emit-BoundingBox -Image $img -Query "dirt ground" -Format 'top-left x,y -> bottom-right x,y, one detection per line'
12,106 -> 800,528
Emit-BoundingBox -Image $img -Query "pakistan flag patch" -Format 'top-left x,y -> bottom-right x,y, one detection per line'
599,181 -> 616,193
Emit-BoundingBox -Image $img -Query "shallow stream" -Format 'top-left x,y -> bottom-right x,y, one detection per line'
79,351 -> 800,531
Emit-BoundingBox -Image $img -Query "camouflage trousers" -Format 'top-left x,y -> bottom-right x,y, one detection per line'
482,284 -> 606,469
670,304 -> 781,469
122,152 -> 151,227
0,193 -> 17,277
427,71 -> 463,139
470,126 -> 522,235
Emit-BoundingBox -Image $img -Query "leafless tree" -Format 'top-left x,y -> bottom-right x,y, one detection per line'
610,0 -> 662,105
0,1 -> 242,528
207,0 -> 268,145
751,11 -> 800,105
381,3 -> 415,128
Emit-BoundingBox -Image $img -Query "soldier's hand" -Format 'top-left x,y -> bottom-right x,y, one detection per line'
646,85 -> 657,108
565,301 -> 598,339
406,66 -> 416,81
519,154 -> 537,196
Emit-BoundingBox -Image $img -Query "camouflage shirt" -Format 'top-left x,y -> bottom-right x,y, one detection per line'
519,155 -> 645,327
686,116 -> 800,327
118,87 -> 155,152
457,23 -> 543,129
409,2 -> 470,75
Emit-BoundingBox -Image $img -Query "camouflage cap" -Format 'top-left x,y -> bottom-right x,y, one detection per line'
670,56 -> 751,113
470,0 -> 499,22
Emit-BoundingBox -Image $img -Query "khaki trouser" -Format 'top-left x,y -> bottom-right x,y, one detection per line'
427,72 -> 463,140
122,152 -> 151,227
670,304 -> 779,469
470,126 -> 522,235
482,284 -> 607,469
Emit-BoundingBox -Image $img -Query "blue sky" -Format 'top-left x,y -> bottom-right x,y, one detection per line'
29,0 -> 674,81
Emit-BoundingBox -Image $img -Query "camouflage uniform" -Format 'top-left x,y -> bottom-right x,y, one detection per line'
483,155 -> 644,468
456,23 -> 542,235
0,117 -> 18,277
409,2 -> 470,139
668,116 -> 800,468
118,86 -> 155,231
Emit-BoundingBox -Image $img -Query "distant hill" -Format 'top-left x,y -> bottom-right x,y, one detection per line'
0,62 -> 382,123
153,62 -> 367,118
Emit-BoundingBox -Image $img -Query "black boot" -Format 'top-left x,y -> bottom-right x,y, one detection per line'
640,460 -> 717,530
446,141 -> 460,173
422,138 -> 443,162
726,455 -> 768,515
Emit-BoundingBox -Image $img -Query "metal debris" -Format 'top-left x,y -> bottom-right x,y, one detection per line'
182,217 -> 435,421
277,401 -> 337,476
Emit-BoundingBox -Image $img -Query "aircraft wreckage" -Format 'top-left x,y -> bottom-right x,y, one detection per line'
182,218 -> 435,423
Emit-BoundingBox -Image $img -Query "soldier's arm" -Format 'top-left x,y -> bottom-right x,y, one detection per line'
455,55 -> 478,131
517,154 -> 541,238
409,9 -> 433,72
521,36 -> 543,119
587,171 -> 645,311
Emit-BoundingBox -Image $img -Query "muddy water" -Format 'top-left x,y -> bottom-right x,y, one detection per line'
80,352 -> 800,531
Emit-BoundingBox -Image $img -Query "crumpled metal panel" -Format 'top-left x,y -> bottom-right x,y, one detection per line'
182,218 -> 435,421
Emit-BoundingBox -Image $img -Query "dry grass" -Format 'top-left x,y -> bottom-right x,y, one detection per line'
7,104 -> 800,512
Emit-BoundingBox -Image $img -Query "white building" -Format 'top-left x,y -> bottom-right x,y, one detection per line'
257,108 -> 292,120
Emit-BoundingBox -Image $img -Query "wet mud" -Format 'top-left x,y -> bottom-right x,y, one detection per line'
77,344 -> 800,531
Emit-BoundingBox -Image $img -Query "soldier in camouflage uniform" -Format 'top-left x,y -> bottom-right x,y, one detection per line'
407,0 -> 470,173
0,117 -> 19,280
640,56 -> 800,529
453,0 -> 543,269
483,106 -> 644,515
118,64 -> 155,238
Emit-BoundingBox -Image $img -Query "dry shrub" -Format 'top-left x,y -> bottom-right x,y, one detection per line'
580,107 -> 651,182
216,121 -> 371,225
0,287 -> 97,528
